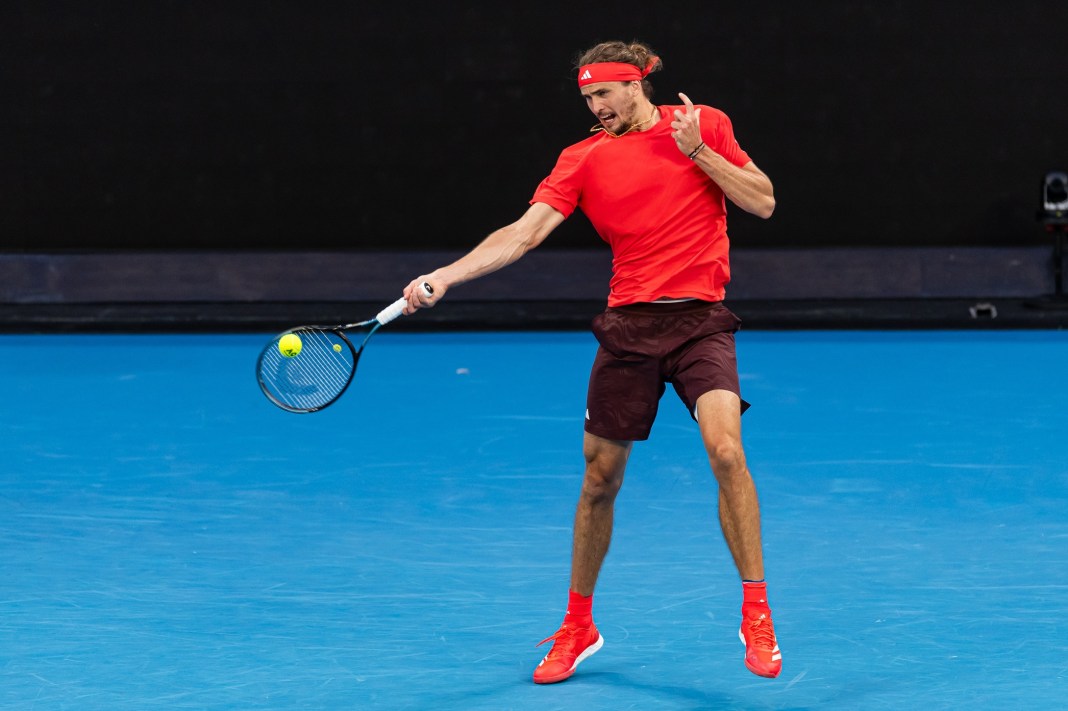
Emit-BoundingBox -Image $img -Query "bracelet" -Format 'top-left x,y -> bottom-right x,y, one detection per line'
688,142 -> 706,160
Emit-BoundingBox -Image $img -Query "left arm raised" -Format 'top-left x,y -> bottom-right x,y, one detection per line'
670,92 -> 775,219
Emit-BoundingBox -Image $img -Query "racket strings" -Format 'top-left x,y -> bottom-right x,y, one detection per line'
259,329 -> 357,411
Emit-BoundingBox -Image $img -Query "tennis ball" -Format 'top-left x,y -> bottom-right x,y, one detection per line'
278,333 -> 303,358
333,343 -> 342,353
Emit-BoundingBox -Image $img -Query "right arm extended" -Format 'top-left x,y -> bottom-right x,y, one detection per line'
402,201 -> 566,312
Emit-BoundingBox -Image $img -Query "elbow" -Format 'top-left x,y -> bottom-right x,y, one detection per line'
504,225 -> 539,256
510,221 -> 549,254
754,195 -> 775,220
497,222 -> 541,262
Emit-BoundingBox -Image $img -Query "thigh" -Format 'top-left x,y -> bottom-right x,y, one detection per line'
585,345 -> 664,442
694,389 -> 748,477
669,328 -> 749,420
694,389 -> 744,443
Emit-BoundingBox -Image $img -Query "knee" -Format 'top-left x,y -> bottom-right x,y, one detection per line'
706,436 -> 747,480
581,454 -> 625,504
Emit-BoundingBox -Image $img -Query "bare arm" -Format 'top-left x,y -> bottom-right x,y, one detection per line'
671,92 -> 775,219
402,201 -> 566,311
693,156 -> 775,219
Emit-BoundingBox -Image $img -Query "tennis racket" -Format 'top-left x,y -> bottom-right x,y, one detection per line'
256,283 -> 433,413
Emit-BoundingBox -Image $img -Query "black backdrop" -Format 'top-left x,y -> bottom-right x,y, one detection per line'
5,2 -> 1067,251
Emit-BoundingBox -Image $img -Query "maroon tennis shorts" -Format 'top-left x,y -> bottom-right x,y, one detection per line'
585,300 -> 750,441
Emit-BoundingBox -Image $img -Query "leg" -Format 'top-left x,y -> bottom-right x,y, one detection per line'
694,389 -> 764,581
696,389 -> 783,678
571,432 -> 632,595
533,432 -> 628,684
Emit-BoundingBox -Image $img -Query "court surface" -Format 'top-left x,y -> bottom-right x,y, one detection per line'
4,329 -> 1067,710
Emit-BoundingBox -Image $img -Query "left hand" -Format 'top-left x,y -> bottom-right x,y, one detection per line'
670,92 -> 703,157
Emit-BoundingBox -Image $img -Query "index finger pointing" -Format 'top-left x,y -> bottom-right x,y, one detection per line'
679,92 -> 695,114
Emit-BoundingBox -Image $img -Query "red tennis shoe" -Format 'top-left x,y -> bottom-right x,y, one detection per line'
739,607 -> 782,678
533,622 -> 604,684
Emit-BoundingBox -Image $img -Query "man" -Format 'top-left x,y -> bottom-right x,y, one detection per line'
401,40 -> 781,682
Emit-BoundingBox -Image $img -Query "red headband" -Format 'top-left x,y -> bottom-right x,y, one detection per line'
577,57 -> 659,87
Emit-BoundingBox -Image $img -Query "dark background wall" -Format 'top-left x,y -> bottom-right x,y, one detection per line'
4,2 -> 1067,252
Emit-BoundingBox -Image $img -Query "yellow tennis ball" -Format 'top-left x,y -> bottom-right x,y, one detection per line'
278,333 -> 303,358
333,343 -> 342,353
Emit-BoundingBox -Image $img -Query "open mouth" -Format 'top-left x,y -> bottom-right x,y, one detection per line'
598,112 -> 618,127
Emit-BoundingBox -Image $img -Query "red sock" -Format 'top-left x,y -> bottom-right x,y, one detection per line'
564,590 -> 593,626
742,580 -> 770,612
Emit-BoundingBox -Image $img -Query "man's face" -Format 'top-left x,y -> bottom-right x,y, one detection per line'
581,81 -> 643,134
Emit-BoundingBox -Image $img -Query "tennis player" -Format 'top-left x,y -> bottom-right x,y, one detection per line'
402,40 -> 781,682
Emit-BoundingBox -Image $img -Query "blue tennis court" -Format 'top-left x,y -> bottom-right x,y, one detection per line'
4,329 -> 1067,709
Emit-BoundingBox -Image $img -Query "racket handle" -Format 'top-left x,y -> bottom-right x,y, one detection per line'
375,282 -> 434,325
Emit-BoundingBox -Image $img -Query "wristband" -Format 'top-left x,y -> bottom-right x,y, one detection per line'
688,142 -> 706,160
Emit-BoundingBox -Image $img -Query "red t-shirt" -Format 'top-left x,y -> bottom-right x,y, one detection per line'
531,104 -> 752,306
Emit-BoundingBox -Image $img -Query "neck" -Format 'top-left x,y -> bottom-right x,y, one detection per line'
630,102 -> 659,131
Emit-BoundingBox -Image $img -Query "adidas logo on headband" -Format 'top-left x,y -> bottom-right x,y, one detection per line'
577,58 -> 658,87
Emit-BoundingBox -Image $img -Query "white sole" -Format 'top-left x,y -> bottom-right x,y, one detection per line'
536,633 -> 604,684
571,633 -> 604,672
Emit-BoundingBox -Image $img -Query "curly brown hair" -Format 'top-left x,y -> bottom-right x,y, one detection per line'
575,40 -> 663,100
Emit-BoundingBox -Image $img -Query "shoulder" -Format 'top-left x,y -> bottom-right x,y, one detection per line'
550,132 -> 607,169
560,132 -> 607,155
700,105 -> 733,126
664,103 -> 732,123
